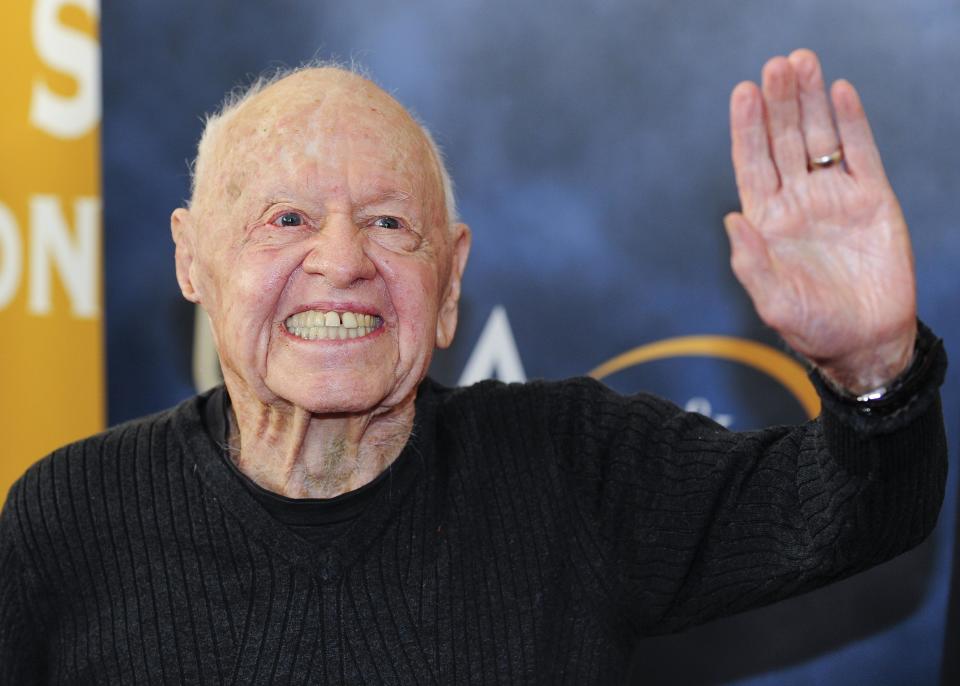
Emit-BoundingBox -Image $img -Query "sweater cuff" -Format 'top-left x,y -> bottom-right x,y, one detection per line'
810,320 -> 947,437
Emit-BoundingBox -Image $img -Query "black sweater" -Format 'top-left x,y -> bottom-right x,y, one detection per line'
0,338 -> 947,684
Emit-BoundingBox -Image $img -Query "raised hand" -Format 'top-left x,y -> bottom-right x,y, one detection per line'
725,49 -> 917,395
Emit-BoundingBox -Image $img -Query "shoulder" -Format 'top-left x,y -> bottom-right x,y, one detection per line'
19,392 -> 201,484
419,376 -> 690,470
3,392 -> 210,548
423,375 -> 683,430
421,376 -> 581,432
423,374 -> 641,408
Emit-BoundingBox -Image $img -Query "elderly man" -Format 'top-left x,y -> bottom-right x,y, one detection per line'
0,50 -> 946,684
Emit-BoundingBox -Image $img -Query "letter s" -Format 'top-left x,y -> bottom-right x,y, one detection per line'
29,0 -> 101,139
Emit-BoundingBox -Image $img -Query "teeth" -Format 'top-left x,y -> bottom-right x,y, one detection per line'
284,310 -> 381,340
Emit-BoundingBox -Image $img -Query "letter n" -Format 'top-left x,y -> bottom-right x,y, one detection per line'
29,195 -> 101,317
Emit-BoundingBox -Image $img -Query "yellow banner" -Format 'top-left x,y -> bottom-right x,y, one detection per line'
0,0 -> 103,503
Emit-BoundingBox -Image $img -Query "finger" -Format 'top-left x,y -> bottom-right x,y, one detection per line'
787,49 -> 841,163
724,212 -> 778,317
730,81 -> 778,210
761,57 -> 808,181
831,79 -> 886,181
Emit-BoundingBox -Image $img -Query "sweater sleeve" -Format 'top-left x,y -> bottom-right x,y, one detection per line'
0,480 -> 47,685
549,324 -> 948,637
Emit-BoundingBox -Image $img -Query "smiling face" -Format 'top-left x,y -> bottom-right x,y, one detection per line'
172,69 -> 470,416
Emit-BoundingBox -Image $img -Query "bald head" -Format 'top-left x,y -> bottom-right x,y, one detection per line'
190,65 -> 457,226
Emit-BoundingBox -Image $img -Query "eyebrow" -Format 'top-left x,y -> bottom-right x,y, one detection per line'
356,189 -> 417,212
359,189 -> 414,204
251,187 -> 418,217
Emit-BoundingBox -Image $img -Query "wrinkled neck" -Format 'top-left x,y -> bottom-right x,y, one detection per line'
225,389 -> 415,499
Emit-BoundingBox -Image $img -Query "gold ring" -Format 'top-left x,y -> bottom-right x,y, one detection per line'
809,148 -> 843,170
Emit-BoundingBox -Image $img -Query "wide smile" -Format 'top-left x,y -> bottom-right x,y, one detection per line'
283,309 -> 383,341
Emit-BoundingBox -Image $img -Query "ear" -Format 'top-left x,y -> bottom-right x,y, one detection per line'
171,207 -> 202,304
436,222 -> 471,349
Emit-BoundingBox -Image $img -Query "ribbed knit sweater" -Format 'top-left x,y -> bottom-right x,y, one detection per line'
0,333 -> 947,684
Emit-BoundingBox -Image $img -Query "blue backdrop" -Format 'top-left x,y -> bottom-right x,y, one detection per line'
102,1 -> 960,683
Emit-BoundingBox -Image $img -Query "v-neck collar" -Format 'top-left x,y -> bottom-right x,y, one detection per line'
175,382 -> 438,583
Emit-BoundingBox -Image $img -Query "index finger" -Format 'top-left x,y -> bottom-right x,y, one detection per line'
730,80 -> 779,214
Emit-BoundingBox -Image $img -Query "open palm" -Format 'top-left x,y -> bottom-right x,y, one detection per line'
726,50 -> 916,394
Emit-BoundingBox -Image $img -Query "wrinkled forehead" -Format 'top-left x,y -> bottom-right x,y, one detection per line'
208,71 -> 441,206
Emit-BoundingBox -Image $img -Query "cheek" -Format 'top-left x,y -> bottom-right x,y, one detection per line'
387,263 -> 443,340
235,259 -> 290,314
210,249 -> 301,337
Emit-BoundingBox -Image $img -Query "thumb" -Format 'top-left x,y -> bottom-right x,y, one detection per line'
724,212 -> 777,308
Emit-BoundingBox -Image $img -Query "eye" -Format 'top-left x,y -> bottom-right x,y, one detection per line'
373,216 -> 401,230
274,211 -> 304,227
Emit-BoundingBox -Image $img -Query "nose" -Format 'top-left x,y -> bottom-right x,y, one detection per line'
301,213 -> 376,288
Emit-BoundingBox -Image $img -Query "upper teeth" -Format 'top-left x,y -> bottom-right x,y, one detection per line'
284,310 -> 381,341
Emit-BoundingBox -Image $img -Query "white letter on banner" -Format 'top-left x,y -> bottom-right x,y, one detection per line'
29,0 -> 101,139
0,203 -> 23,311
458,305 -> 527,386
28,195 -> 100,317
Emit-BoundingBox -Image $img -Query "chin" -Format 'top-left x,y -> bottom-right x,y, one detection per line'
270,372 -> 396,416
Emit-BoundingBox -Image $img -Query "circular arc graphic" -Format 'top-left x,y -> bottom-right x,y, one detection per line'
588,336 -> 820,419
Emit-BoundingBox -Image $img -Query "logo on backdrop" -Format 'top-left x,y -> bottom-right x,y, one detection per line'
587,332 -> 819,423
193,304 -> 818,427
